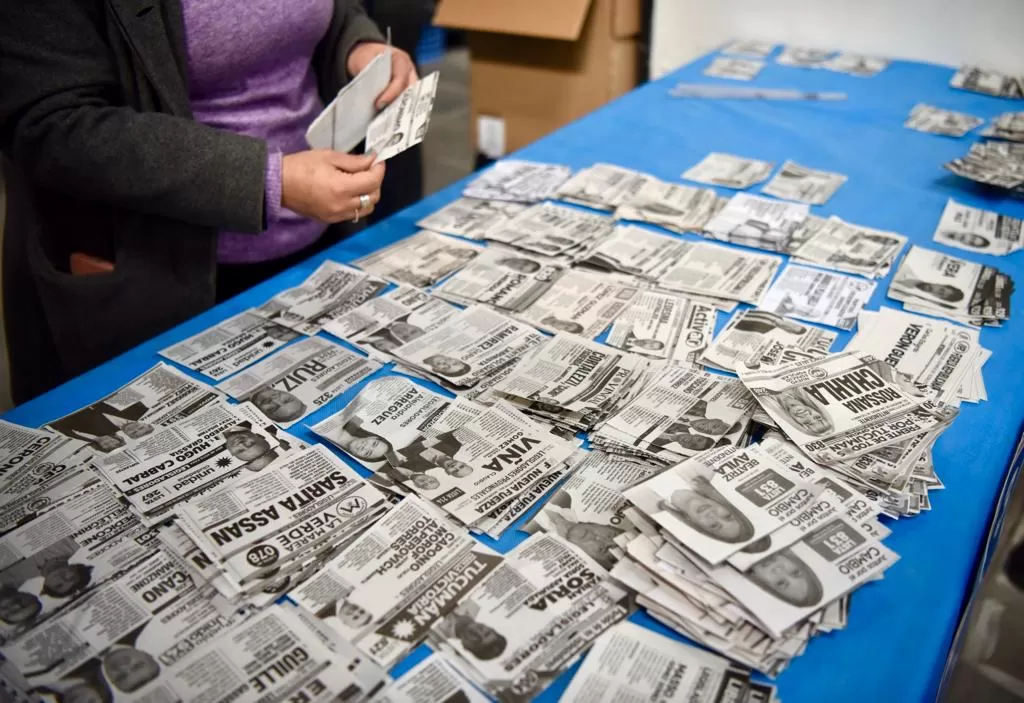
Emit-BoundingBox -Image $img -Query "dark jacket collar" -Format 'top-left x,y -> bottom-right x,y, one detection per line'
105,0 -> 193,117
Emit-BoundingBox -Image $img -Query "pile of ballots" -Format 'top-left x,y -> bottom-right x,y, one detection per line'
945,140 -> 1024,193
889,245 -> 1013,326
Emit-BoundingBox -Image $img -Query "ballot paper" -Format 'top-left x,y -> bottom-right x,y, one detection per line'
822,53 -> 889,77
625,444 -> 820,565
945,140 -> 1024,192
517,269 -> 639,338
889,245 -> 1013,326
218,337 -> 380,427
594,366 -> 758,465
346,296 -> 459,362
91,401 -> 297,519
6,549 -> 242,696
416,197 -> 527,239
932,198 -> 1024,256
739,351 -> 957,464
306,50 -> 391,151
579,225 -> 689,281
253,260 -> 389,334
463,160 -> 574,203
291,497 -> 503,667
683,153 -> 774,189
175,444 -> 389,585
848,307 -> 989,405
0,425 -> 98,537
391,305 -> 546,389
701,309 -> 837,373
370,654 -> 489,703
720,39 -> 775,58
561,620 -> 768,703
660,241 -> 783,305
366,71 -> 440,163
705,57 -> 765,81
605,291 -> 716,364
776,46 -> 835,68
792,216 -> 906,279
493,334 -> 654,431
427,533 -> 630,703
904,103 -> 984,137
321,286 -> 429,342
0,480 -> 156,644
614,179 -> 727,234
47,364 -> 222,449
554,163 -> 653,211
950,66 -> 1024,98
355,230 -> 483,288
982,111 -> 1024,142
162,605 -> 388,703
760,161 -> 847,205
759,264 -> 876,331
484,202 -> 615,259
526,451 -> 662,568
704,193 -> 810,252
434,248 -> 569,312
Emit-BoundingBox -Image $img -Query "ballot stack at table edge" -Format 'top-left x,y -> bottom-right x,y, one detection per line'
0,40 -> 1020,703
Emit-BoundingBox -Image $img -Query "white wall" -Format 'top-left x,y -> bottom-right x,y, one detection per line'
650,0 -> 1024,78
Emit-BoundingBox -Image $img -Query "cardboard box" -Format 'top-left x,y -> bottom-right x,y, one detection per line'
434,0 -> 642,157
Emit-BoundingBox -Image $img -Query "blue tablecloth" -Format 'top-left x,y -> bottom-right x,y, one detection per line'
7,49 -> 1024,703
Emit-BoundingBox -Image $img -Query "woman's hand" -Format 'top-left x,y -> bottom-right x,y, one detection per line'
281,151 -> 384,223
346,42 -> 418,109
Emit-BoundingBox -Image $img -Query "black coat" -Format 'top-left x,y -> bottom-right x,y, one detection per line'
0,0 -> 383,403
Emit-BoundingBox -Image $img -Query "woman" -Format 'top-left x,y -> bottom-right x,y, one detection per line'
0,0 -> 417,403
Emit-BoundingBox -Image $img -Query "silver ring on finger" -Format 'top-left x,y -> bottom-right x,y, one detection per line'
359,193 -> 371,211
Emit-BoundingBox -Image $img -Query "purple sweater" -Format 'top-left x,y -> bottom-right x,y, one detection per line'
181,0 -> 333,264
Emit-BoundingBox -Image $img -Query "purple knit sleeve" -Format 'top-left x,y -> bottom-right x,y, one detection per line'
264,149 -> 284,228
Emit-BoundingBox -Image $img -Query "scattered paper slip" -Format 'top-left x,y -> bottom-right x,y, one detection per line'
761,161 -> 847,205
683,152 -> 775,189
932,198 -> 1023,256
905,103 -> 983,137
703,192 -> 810,252
721,39 -> 775,58
776,46 -> 835,68
416,197 -> 526,239
463,159 -> 574,203
760,264 -> 876,330
705,57 -> 765,81
950,66 -> 1024,99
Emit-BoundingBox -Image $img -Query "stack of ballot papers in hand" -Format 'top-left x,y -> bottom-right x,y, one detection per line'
425,533 -> 630,703
416,197 -> 527,239
591,365 -> 758,464
889,245 -> 1014,326
562,620 -> 777,703
553,163 -> 653,211
482,202 -> 615,260
931,198 -> 1024,256
703,193 -> 810,252
790,216 -> 907,278
950,66 -> 1024,98
491,335 -> 656,432
613,178 -> 728,233
945,140 -> 1024,193
982,111 -> 1024,141
312,377 -> 578,535
615,437 -> 897,676
463,159 -> 574,203
366,72 -> 440,163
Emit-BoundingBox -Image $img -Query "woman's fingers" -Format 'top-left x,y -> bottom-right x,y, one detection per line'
374,49 -> 418,109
